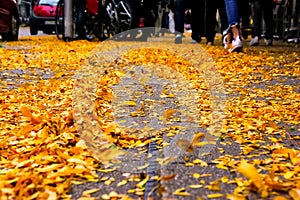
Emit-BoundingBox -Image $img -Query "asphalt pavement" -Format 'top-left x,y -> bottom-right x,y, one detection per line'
18,26 -> 50,36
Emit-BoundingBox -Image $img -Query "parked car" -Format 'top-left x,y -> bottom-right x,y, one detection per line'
29,0 -> 59,35
0,0 -> 20,41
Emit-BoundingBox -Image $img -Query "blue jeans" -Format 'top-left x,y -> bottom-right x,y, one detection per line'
224,0 -> 240,25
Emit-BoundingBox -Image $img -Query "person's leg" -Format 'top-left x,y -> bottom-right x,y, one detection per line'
249,0 -> 263,46
143,0 -> 157,28
191,0 -> 205,43
217,0 -> 228,44
205,0 -> 217,44
251,0 -> 262,38
161,9 -> 169,34
174,0 -> 185,43
174,0 -> 185,34
224,0 -> 240,25
239,0 -> 251,39
239,0 -> 250,29
223,0 -> 242,52
218,0 -> 228,34
262,0 -> 273,44
161,1 -> 169,31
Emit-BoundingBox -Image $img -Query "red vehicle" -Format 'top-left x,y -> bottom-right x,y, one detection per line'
29,0 -> 59,35
0,0 -> 20,41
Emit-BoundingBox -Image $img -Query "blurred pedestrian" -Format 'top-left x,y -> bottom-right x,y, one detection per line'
142,0 -> 158,28
223,0 -> 243,52
155,0 -> 170,36
171,0 -> 207,44
205,0 -> 228,45
161,1 -> 171,35
249,0 -> 274,46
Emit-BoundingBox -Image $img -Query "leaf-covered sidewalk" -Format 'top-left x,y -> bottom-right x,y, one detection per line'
0,35 -> 300,200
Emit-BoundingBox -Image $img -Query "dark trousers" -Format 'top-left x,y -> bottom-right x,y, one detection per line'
239,0 -> 251,29
251,0 -> 274,40
173,0 -> 204,40
174,0 -> 187,34
205,0 -> 228,42
142,0 -> 158,27
190,0 -> 205,40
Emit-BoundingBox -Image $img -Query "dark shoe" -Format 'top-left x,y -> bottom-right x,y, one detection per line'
175,34 -> 182,44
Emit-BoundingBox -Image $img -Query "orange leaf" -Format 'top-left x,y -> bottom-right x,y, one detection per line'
161,174 -> 176,181
289,189 -> 300,200
20,106 -> 42,124
237,160 -> 263,189
226,194 -> 246,200
20,106 -> 33,118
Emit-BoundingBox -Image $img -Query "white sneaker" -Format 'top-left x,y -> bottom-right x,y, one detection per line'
230,37 -> 243,52
223,23 -> 243,52
250,36 -> 259,46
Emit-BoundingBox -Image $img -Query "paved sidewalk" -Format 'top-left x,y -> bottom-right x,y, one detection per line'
69,38 -> 300,199
1,32 -> 300,200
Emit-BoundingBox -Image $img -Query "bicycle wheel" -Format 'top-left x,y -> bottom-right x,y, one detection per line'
116,0 -> 139,32
103,0 -> 139,40
55,0 -> 64,40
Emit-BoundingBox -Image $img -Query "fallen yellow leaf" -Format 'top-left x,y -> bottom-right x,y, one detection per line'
173,188 -> 191,196
289,189 -> 300,200
207,193 -> 223,198
136,176 -> 149,188
82,188 -> 100,196
237,160 -> 263,189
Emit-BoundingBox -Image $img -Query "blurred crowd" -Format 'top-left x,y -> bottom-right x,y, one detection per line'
17,0 -> 299,51
151,0 -> 278,52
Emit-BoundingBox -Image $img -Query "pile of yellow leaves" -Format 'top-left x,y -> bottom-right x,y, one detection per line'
206,45 -> 300,199
0,35 -> 300,199
0,36 -> 100,199
93,46 -> 212,150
